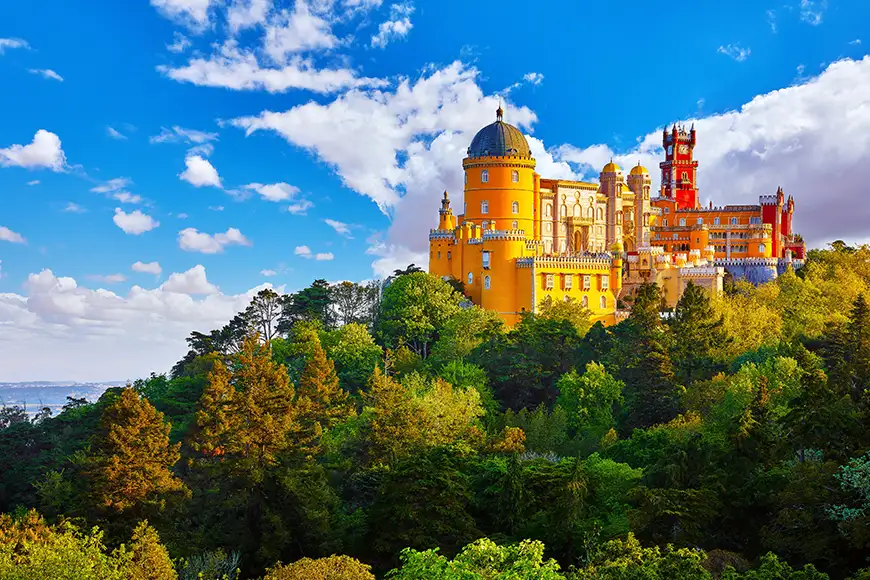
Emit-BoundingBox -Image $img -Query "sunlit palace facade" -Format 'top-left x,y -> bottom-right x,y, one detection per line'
428,108 -> 805,326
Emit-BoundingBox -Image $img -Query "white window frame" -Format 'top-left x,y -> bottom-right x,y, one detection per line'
697,217 -> 703,225
467,272 -> 473,285
714,217 -> 720,225
582,295 -> 589,308
679,218 -> 686,226
481,169 -> 489,183
482,251 -> 491,269
545,274 -> 554,290
601,274 -> 610,290
511,170 -> 519,183
512,220 -> 518,230
564,274 -> 573,290
583,275 -> 591,290
600,295 -> 607,309
512,201 -> 519,214
730,217 -> 738,225
481,200 -> 489,214
484,275 -> 491,290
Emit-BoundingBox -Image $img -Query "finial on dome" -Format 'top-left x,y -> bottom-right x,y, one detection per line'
443,190 -> 449,199
496,101 -> 504,121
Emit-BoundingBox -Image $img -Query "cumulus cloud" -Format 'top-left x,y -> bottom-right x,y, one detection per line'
718,44 -> 751,62
294,245 -> 333,260
29,69 -> 64,82
179,154 -> 222,187
0,38 -> 29,54
63,202 -> 86,213
263,0 -> 336,63
158,40 -> 385,94
0,226 -> 26,244
178,227 -> 251,253
325,218 -> 352,237
523,72 -> 544,86
227,0 -> 273,32
91,177 -> 131,193
0,265 -> 271,381
286,200 -> 314,214
260,268 -> 277,276
107,126 -> 128,140
113,208 -> 160,235
0,130 -> 67,171
89,273 -> 127,284
161,264 -> 218,294
27,180 -> 40,186
151,125 -> 219,145
371,3 -> 414,48
132,261 -> 162,275
167,31 -> 192,53
150,0 -> 215,30
243,181 -> 300,201
114,192 -> 143,204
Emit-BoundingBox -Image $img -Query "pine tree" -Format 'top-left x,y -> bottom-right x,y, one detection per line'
88,387 -> 186,516
296,336 -> 354,454
848,294 -> 870,405
362,366 -> 421,463
126,521 -> 178,580
669,281 -> 731,385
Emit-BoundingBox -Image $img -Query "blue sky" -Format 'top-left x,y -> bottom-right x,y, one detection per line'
1,0 -> 869,381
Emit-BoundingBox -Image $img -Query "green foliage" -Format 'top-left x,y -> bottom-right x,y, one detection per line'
573,533 -> 710,580
263,555 -> 374,579
556,363 -> 624,445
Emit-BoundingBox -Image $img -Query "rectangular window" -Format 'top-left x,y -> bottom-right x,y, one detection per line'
714,217 -> 720,225
679,218 -> 686,226
750,217 -> 761,225
545,274 -> 554,290
481,170 -> 489,183
583,275 -> 591,290
564,274 -> 573,290
511,170 -> 519,183
730,217 -> 739,225
601,275 -> 610,290
697,217 -> 704,225
482,251 -> 491,269
663,218 -> 668,227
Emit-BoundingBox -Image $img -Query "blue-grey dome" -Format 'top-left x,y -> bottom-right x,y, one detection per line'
467,107 -> 532,158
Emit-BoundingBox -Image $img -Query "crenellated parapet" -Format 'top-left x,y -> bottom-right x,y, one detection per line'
429,230 -> 457,241
679,266 -> 725,277
482,229 -> 527,241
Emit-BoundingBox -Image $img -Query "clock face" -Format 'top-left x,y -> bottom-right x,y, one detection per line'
678,144 -> 689,154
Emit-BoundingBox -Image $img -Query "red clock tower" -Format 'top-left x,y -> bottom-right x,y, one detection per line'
660,124 -> 699,210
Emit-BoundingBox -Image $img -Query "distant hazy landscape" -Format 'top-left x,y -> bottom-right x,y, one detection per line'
0,382 -> 121,415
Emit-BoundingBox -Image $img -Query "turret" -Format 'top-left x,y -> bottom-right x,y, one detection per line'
610,240 -> 624,295
438,190 -> 455,230
627,162 -> 652,249
601,159 -> 624,248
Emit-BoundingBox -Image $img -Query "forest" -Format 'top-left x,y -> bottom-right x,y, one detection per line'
1,242 -> 870,579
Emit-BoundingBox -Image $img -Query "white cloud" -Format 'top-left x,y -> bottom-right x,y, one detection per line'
325,218 -> 352,237
371,3 -> 414,48
260,268 -> 277,276
150,125 -> 219,145
167,32 -> 192,53
228,0 -> 273,32
0,38 -> 29,54
178,227 -> 251,253
767,9 -> 777,33
113,208 -> 160,235
177,213 -> 189,219
523,72 -> 544,86
850,39 -> 862,45
286,200 -> 314,214
294,245 -> 333,260
107,126 -> 127,140
89,273 -> 127,284
29,69 -> 64,82
718,44 -> 751,62
114,192 -> 143,204
209,205 -> 225,211
0,130 -> 67,171
91,177 -> 132,193
263,0 -> 336,63
0,266 -> 272,381
132,261 -> 162,275
63,202 -> 86,213
179,155 -> 222,187
799,0 -> 827,25
161,264 -> 218,294
150,0 -> 215,29
231,61 -> 535,211
366,241 -> 424,278
243,181 -> 300,202
0,226 -> 26,244
27,180 -> 40,186
158,40 -> 385,94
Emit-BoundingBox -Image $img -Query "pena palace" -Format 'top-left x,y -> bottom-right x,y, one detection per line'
428,107 -> 806,326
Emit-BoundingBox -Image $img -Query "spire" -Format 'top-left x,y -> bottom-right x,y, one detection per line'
443,190 -> 449,200
496,101 -> 504,122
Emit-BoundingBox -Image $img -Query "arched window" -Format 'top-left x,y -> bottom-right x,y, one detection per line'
467,272 -> 473,285
512,220 -> 518,230
481,170 -> 489,183
481,200 -> 489,214
546,223 -> 552,233
545,205 -> 552,217
464,173 -> 468,184
679,218 -> 686,226
714,217 -> 720,225
484,275 -> 491,289
616,211 -> 622,225
597,208 -> 604,220
600,295 -> 607,309
560,204 -> 567,218
512,201 -> 519,214
481,220 -> 488,229
573,205 -> 581,217
697,217 -> 704,225
511,170 -> 519,183
587,206 -> 594,218
581,295 -> 589,308
759,243 -> 766,254
730,217 -> 739,225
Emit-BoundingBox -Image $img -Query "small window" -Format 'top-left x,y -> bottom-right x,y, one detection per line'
545,274 -> 554,289
581,295 -> 589,308
467,272 -> 473,285
664,207 -> 670,214
482,251 -> 491,269
565,274 -> 573,289
481,170 -> 489,183
750,217 -> 761,225
679,218 -> 686,226
697,217 -> 703,225
512,220 -> 518,230
681,172 -> 688,181
714,217 -> 720,225
759,243 -> 766,254
481,201 -> 489,214
597,208 -> 604,220
601,275 -> 610,290
545,205 -> 552,217
583,275 -> 591,290
546,223 -> 552,233
730,217 -> 738,225
447,251 -> 451,260
561,204 -> 567,218
511,170 -> 519,183
673,233 -> 678,240
600,295 -> 607,309
663,218 -> 668,227
616,212 -> 622,225
437,251 -> 441,259
512,201 -> 519,214
484,275 -> 491,290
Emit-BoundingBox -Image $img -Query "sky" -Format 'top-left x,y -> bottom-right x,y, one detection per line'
1,0 -> 869,382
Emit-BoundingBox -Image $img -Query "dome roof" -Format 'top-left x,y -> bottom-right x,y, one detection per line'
602,160 -> 622,173
630,163 -> 648,176
467,107 -> 532,158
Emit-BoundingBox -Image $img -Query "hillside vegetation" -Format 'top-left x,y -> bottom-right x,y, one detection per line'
2,245 -> 870,579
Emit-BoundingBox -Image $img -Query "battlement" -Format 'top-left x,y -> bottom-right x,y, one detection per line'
759,195 -> 780,206
482,229 -> 527,242
679,266 -> 725,277
517,254 -> 613,270
429,230 -> 456,241
716,257 -> 779,267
